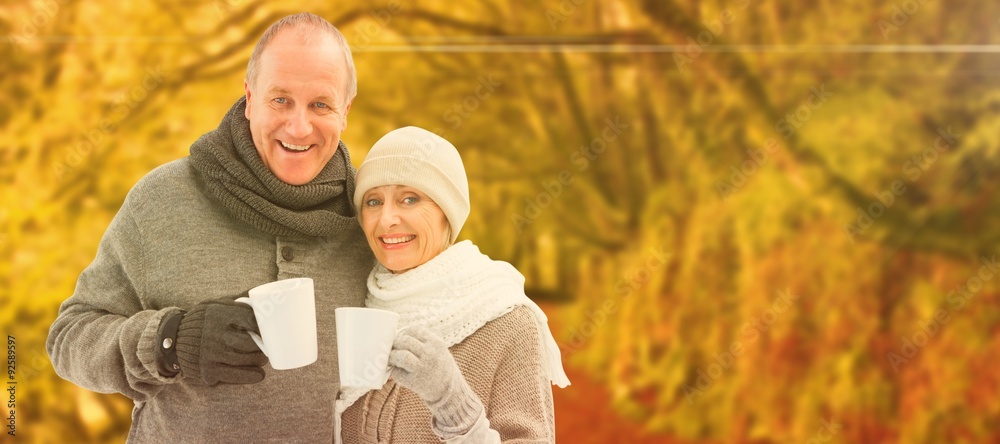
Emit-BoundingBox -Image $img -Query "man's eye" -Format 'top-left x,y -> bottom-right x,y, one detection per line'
315,102 -> 328,109
273,97 -> 287,104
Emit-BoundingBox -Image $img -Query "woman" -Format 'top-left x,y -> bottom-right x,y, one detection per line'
337,126 -> 570,443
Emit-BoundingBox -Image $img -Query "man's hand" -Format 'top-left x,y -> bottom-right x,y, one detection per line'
174,297 -> 268,386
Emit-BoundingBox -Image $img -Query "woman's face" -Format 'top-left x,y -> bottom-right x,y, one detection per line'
360,185 -> 450,273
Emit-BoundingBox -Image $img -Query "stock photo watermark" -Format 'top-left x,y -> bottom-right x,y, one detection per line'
559,247 -> 669,355
683,288 -> 799,403
418,71 -> 503,146
4,337 -> 55,437
403,73 -> 504,184
13,346 -> 50,384
887,255 -> 998,372
443,75 -> 502,130
347,0 -> 414,50
385,78 -> 503,182
545,0 -> 588,30
805,418 -> 845,444
212,0 -> 247,17
511,116 -> 629,233
673,0 -> 753,72
876,0 -> 930,40
52,65 -> 165,181
6,336 -> 14,436
843,126 -> 959,242
716,84 -> 833,199
775,84 -> 834,139
8,0 -> 69,52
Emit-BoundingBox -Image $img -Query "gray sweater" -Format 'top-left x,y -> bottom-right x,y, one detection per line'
46,158 -> 374,442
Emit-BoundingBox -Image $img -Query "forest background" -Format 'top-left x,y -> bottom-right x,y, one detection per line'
1,1 -> 999,443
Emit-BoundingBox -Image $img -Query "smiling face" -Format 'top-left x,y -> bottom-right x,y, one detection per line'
244,29 -> 352,185
360,185 -> 451,273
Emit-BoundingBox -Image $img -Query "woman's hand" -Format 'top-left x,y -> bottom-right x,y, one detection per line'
389,326 -> 485,438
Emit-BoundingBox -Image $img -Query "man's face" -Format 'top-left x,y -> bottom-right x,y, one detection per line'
244,31 -> 352,185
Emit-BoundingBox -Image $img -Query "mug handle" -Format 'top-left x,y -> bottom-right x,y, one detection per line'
383,327 -> 407,384
235,297 -> 268,356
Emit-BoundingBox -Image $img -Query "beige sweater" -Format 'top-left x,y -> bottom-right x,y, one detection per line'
341,306 -> 555,443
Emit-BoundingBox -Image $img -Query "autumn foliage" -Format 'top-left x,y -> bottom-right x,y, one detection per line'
1,1 -> 999,443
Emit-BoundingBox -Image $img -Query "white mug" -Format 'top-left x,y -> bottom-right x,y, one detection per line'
237,277 -> 318,370
335,307 -> 399,389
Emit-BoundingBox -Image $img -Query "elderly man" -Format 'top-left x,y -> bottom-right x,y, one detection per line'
46,13 -> 373,442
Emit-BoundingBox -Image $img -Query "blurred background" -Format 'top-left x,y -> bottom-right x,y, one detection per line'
2,0 -> 999,443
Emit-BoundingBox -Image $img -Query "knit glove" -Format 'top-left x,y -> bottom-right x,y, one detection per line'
389,327 -> 485,439
175,296 -> 269,386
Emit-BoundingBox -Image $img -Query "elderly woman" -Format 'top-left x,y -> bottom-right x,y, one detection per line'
336,126 -> 570,443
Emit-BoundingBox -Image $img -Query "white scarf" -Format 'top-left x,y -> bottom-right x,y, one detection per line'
337,241 -> 570,415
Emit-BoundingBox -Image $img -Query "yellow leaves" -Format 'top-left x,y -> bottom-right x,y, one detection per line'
3,0 -> 999,442
75,389 -> 112,434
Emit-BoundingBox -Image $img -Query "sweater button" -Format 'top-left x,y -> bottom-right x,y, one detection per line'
281,246 -> 294,261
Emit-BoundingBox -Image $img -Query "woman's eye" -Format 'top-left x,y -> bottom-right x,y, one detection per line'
402,196 -> 419,205
364,198 -> 381,207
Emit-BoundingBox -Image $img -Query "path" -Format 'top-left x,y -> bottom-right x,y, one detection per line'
540,302 -> 690,444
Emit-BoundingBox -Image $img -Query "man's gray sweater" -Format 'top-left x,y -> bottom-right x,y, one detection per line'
47,157 -> 374,442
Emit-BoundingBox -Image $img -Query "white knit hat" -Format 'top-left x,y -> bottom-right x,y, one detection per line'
354,126 -> 470,242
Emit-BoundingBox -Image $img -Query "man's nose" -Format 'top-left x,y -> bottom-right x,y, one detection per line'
285,107 -> 312,139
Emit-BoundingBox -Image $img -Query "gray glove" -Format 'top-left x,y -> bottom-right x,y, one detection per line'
174,297 -> 268,386
389,327 -> 484,438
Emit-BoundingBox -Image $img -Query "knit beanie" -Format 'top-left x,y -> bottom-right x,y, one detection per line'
354,126 -> 470,243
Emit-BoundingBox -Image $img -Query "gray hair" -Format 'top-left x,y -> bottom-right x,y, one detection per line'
245,12 -> 357,104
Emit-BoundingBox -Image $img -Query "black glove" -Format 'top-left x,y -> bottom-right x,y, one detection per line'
173,296 -> 269,386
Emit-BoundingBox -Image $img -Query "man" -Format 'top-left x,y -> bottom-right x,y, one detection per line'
46,13 -> 374,442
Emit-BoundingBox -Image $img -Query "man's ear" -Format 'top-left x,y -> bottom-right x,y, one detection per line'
341,98 -> 353,128
244,79 -> 253,119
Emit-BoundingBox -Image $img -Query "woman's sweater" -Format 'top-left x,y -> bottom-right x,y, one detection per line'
341,306 -> 555,443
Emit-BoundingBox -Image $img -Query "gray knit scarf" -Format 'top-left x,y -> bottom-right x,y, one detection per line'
189,97 -> 357,238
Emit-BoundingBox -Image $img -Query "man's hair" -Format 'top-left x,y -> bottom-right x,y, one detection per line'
245,12 -> 357,104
